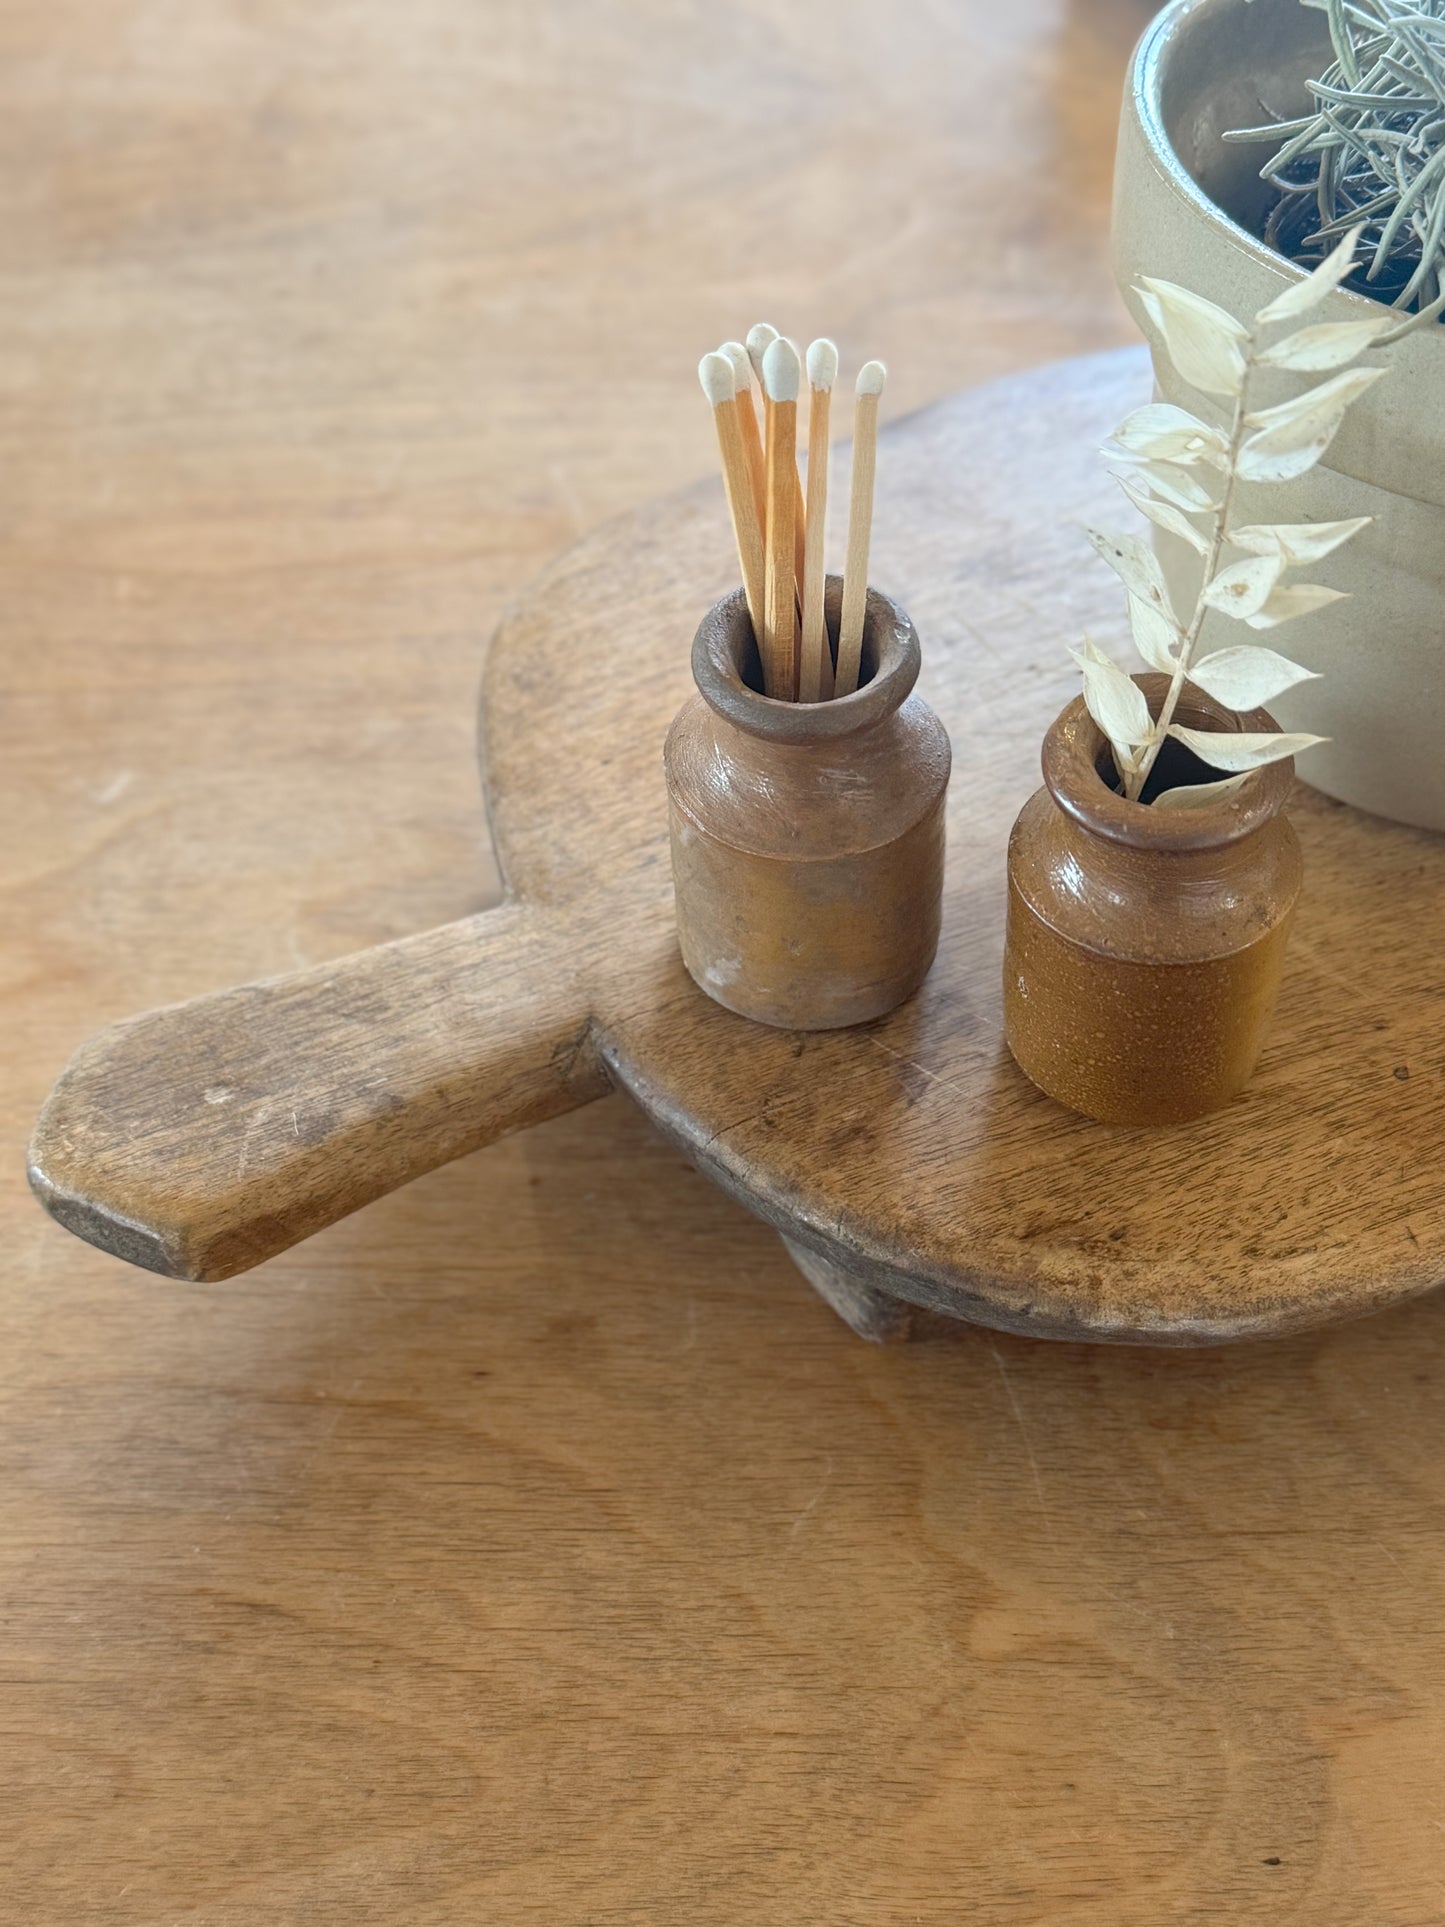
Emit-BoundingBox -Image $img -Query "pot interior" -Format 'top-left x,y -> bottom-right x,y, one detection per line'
1151,0 -> 1332,235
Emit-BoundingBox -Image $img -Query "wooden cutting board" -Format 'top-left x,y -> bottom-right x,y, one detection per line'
28,348 -> 1445,1344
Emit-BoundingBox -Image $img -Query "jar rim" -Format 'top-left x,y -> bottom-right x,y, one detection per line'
1043,671 -> 1295,851
691,577 -> 920,741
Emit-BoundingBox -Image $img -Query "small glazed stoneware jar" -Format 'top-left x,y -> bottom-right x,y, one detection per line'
665,577 -> 952,1030
1004,674 -> 1303,1126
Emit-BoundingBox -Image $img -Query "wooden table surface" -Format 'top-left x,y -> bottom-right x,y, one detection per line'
6,2 -> 1444,1921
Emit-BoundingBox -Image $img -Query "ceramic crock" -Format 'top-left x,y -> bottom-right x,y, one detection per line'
665,577 -> 951,1031
1004,675 -> 1303,1126
1114,0 -> 1445,832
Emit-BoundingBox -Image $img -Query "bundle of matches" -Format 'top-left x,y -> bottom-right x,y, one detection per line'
697,325 -> 886,704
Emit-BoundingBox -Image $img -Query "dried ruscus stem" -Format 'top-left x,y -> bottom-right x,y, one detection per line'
1076,228 -> 1395,806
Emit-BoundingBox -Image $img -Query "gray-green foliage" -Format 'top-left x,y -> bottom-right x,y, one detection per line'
1228,0 -> 1445,312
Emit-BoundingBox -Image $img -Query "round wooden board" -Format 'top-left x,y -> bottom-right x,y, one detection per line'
483,347 -> 1444,1345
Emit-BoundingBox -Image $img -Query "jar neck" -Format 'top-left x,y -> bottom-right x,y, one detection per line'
1042,673 -> 1294,857
1050,810 -> 1276,914
691,578 -> 919,746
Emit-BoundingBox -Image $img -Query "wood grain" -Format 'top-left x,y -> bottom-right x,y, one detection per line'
32,353 -> 1445,1343
12,0 -> 1445,1920
31,901 -> 607,1279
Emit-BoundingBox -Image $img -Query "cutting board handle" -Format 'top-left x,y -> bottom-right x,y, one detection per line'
28,899 -> 609,1281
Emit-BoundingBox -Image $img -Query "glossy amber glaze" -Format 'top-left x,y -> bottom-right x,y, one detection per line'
1004,675 -> 1303,1125
665,579 -> 952,1030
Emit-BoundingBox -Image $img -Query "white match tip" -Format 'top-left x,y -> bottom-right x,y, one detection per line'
720,340 -> 752,388
745,321 -> 779,369
762,336 -> 801,402
805,338 -> 838,390
856,359 -> 887,397
698,351 -> 735,407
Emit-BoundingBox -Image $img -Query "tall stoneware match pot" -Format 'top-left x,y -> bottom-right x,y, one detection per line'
1005,675 -> 1303,1127
666,578 -> 951,1030
1114,0 -> 1445,832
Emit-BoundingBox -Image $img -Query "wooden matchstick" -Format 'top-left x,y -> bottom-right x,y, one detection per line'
747,322 -> 806,595
744,321 -> 778,390
721,340 -> 767,534
760,336 -> 800,701
698,351 -> 766,653
834,359 -> 885,698
800,338 -> 837,703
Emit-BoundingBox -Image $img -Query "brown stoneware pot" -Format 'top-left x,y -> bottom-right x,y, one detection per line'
665,577 -> 951,1030
1004,674 -> 1303,1126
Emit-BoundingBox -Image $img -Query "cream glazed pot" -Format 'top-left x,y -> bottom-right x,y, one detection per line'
1113,0 -> 1445,833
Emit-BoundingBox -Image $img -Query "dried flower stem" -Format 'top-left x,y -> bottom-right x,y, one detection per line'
1124,356 -> 1251,800
1075,229 -> 1394,806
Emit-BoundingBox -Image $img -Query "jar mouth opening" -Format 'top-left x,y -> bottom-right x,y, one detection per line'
692,577 -> 920,741
1044,671 -> 1294,850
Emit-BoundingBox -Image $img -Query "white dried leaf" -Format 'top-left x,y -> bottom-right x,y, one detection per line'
1243,584 -> 1348,628
1071,638 -> 1156,757
1084,527 -> 1177,625
1255,225 -> 1364,323
1077,243 -> 1397,808
1243,366 -> 1383,434
1188,645 -> 1320,708
1115,473 -> 1209,555
1201,553 -> 1285,620
1152,772 -> 1251,812
1255,316 -> 1392,371
1129,594 -> 1180,674
1228,517 -> 1370,564
1237,367 -> 1386,482
1127,461 -> 1221,512
1168,724 -> 1326,771
1109,404 -> 1228,467
1136,277 -> 1249,396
